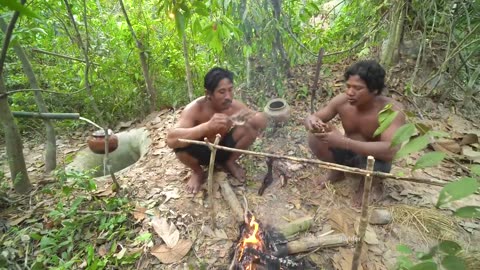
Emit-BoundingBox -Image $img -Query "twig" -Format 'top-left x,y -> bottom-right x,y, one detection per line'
206,134 -> 221,227
178,139 -> 449,187
0,88 -> 73,99
31,48 -> 98,65
103,128 -> 120,195
228,248 -> 239,270
351,156 -> 375,270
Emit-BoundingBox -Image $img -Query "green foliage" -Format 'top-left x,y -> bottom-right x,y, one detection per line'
0,170 -> 138,269
413,152 -> 446,171
436,177 -> 479,208
374,103 -> 399,137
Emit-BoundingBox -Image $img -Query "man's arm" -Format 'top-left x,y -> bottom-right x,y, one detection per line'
344,106 -> 406,162
166,107 -> 209,149
305,94 -> 346,129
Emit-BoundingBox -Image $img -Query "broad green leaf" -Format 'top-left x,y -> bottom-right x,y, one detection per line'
0,0 -> 38,18
436,177 -> 479,207
391,123 -> 416,146
397,244 -> 413,254
174,10 -> 185,36
441,255 -> 466,270
415,123 -> 431,135
413,152 -> 446,171
471,165 -> 480,176
374,111 -> 398,137
454,206 -> 480,218
409,261 -> 437,270
394,135 -> 430,160
417,246 -> 437,260
439,240 -> 462,255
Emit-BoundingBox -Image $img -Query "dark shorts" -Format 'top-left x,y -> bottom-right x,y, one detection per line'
330,148 -> 392,173
174,129 -> 237,166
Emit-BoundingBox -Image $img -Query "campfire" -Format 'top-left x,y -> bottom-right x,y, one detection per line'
232,212 -> 302,270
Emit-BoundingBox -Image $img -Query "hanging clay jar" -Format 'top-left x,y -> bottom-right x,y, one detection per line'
264,98 -> 290,123
87,129 -> 119,154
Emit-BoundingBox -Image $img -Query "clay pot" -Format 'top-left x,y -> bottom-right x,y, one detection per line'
264,98 -> 290,123
87,129 -> 118,154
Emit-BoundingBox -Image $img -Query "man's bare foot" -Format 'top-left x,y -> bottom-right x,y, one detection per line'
315,170 -> 345,189
186,171 -> 205,194
224,160 -> 246,182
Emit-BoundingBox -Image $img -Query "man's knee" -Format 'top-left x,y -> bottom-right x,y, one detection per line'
250,112 -> 268,131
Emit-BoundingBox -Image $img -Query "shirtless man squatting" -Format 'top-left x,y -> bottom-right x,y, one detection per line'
166,67 -> 267,193
305,60 -> 405,206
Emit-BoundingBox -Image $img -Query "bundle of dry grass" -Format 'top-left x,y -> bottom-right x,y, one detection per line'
459,250 -> 480,270
390,204 -> 458,240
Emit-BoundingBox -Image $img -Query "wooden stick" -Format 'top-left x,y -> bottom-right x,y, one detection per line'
178,139 -> 448,187
351,156 -> 375,270
206,134 -> 221,227
286,233 -> 351,254
217,173 -> 244,223
310,47 -> 325,114
277,216 -> 313,237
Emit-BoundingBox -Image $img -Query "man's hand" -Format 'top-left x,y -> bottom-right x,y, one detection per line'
305,115 -> 329,133
314,129 -> 347,148
207,113 -> 232,135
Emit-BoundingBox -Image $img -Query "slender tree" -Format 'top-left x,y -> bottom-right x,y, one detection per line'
0,18 -> 57,172
119,0 -> 157,112
0,1 -> 32,193
380,0 -> 405,67
182,32 -> 194,101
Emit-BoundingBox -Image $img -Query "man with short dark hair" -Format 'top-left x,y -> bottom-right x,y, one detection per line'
305,60 -> 405,206
167,67 -> 267,193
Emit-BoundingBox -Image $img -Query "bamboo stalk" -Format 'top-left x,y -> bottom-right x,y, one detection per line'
277,216 -> 313,237
178,139 -> 448,187
286,233 -> 351,254
206,134 -> 221,227
351,156 -> 375,270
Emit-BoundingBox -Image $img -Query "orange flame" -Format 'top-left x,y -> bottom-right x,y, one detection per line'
237,214 -> 264,267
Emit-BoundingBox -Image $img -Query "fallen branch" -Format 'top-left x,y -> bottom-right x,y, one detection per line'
178,139 -> 448,187
352,156 -> 374,270
286,233 -> 351,254
217,172 -> 244,223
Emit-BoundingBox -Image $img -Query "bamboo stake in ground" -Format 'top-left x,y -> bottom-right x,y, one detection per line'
206,134 -> 221,227
351,156 -> 375,270
178,138 -> 448,187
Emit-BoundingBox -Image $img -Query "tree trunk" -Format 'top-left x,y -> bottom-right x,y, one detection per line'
182,32 -> 194,101
0,0 -> 31,194
380,0 -> 405,68
119,0 -> 157,112
270,0 -> 289,73
0,78 -> 31,193
0,18 -> 56,172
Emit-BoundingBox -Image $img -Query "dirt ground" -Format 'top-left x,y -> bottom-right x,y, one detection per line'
1,63 -> 480,269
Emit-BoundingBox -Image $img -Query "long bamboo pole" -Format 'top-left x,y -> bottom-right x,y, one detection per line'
351,156 -> 375,270
178,139 -> 448,187
206,135 -> 221,227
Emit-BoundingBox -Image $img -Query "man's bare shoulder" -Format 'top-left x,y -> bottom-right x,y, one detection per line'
330,93 -> 349,108
380,96 -> 404,111
181,97 -> 206,114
